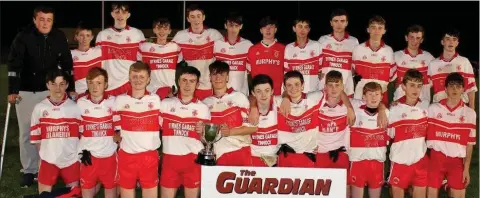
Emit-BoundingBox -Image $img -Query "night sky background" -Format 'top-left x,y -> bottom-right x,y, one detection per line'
1,1 -> 479,63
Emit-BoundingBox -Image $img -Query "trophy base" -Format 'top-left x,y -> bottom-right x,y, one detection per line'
195,150 -> 216,166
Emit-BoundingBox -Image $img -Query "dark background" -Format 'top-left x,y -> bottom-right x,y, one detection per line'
1,1 -> 479,63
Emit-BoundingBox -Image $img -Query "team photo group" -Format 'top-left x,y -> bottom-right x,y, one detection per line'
5,1 -> 478,198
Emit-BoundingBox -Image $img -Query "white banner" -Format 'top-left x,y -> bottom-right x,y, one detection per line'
201,166 -> 347,197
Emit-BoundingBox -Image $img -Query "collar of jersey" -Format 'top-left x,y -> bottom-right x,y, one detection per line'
47,94 -> 68,106
439,99 -> 464,112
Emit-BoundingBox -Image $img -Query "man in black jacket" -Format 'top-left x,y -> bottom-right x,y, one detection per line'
7,5 -> 75,187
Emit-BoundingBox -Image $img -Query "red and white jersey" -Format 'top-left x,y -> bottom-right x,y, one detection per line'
317,101 -> 349,153
249,97 -> 281,157
426,100 -> 476,158
96,26 -> 145,92
428,53 -> 478,104
388,97 -> 429,165
393,49 -> 435,102
160,94 -> 210,156
247,40 -> 286,96
318,33 -> 359,96
349,99 -> 389,162
71,47 -> 103,95
172,27 -> 223,91
112,91 -> 161,154
277,91 -> 325,153
352,41 -> 396,99
214,37 -> 253,95
284,40 -> 322,93
202,88 -> 250,159
77,94 -> 117,158
139,42 -> 182,93
30,96 -> 81,168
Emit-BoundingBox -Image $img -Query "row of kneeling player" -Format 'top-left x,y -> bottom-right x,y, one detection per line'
30,60 -> 475,198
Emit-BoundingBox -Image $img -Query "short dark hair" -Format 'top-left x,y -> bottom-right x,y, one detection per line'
251,74 -> 274,91
209,60 -> 230,75
325,70 -> 343,83
129,61 -> 151,77
402,69 -> 424,84
152,18 -> 171,29
368,15 -> 386,26
186,4 -> 204,17
293,16 -> 310,27
330,9 -> 348,21
111,2 -> 129,12
442,27 -> 460,40
225,12 -> 243,25
45,69 -> 69,84
283,70 -> 304,85
33,6 -> 55,19
445,72 -> 464,88
75,21 -> 93,35
178,65 -> 201,83
260,16 -> 278,28
406,24 -> 425,37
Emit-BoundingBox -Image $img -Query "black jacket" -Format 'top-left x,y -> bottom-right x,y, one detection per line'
8,24 -> 74,94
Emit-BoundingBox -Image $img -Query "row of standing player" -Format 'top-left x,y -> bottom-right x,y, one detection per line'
30,60 -> 476,198
72,3 -> 477,111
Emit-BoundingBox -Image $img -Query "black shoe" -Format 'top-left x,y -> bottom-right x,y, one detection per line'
20,173 -> 35,188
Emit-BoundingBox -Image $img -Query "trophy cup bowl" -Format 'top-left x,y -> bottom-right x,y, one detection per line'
195,123 -> 222,166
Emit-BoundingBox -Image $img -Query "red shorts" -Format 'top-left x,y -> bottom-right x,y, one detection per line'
349,160 -> 384,188
427,150 -> 466,190
38,160 -> 80,186
117,149 -> 159,189
105,82 -> 131,97
217,147 -> 252,166
155,87 -> 171,100
251,156 -> 268,167
278,153 -> 314,168
80,153 -> 117,189
388,156 -> 428,189
194,89 -> 212,100
315,152 -> 349,169
160,153 -> 200,189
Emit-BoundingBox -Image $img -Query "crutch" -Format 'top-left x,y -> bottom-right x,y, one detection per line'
0,102 -> 12,180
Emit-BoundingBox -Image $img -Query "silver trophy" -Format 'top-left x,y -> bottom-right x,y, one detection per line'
195,123 -> 223,166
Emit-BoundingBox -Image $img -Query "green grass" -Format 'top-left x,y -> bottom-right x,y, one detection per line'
0,64 -> 478,197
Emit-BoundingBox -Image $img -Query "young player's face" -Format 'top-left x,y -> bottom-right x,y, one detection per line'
75,30 -> 93,47
225,21 -> 242,37
129,70 -> 150,91
153,24 -> 171,39
111,8 -> 130,24
252,84 -> 273,106
87,75 -> 107,98
326,81 -> 344,99
285,77 -> 304,99
405,32 -> 424,50
187,10 -> 205,28
367,23 -> 386,41
330,15 -> 348,33
210,71 -> 228,90
260,25 -> 277,40
363,90 -> 382,108
445,83 -> 464,100
441,34 -> 459,52
33,12 -> 54,34
46,77 -> 68,99
178,74 -> 199,97
293,22 -> 310,39
401,80 -> 423,100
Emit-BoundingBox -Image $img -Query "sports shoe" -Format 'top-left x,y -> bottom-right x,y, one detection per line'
20,173 -> 37,188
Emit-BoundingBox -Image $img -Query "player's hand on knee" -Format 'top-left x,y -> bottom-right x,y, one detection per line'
8,94 -> 21,104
